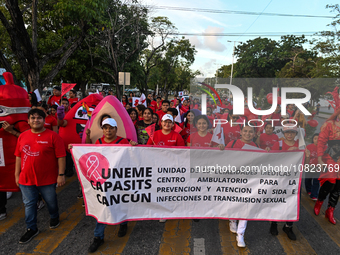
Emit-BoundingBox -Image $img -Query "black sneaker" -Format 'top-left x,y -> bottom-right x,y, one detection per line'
50,217 -> 60,229
270,222 -> 278,235
19,228 -> 39,244
88,237 -> 104,253
118,224 -> 127,237
77,191 -> 83,199
283,225 -> 296,240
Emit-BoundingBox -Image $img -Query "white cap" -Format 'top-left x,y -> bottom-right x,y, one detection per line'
162,114 -> 173,122
101,118 -> 117,128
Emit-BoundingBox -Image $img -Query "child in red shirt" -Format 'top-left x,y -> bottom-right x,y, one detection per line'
256,122 -> 279,151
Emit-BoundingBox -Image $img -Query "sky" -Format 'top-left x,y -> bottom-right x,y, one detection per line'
143,0 -> 335,77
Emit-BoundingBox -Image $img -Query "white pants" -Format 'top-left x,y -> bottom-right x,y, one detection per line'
230,220 -> 247,235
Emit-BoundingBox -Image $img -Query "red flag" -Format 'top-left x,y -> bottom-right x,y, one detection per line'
61,83 -> 77,97
174,124 -> 182,133
145,123 -> 156,143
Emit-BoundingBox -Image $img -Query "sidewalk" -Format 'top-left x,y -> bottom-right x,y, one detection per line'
317,113 -> 331,119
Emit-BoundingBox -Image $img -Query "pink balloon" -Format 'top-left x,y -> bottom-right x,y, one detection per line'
266,93 -> 272,100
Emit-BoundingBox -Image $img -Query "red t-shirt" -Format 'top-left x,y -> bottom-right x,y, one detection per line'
47,95 -> 61,106
156,110 -> 167,121
68,97 -> 79,105
259,133 -> 279,150
150,101 -> 158,112
226,139 -> 257,149
15,129 -> 66,186
44,115 -> 57,130
307,143 -> 318,165
147,130 -> 185,146
272,140 -> 299,151
188,132 -> 213,147
95,136 -> 129,144
223,125 -> 241,145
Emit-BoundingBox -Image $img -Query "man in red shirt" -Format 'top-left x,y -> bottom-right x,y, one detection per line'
156,100 -> 170,122
47,86 -> 62,107
15,108 -> 66,244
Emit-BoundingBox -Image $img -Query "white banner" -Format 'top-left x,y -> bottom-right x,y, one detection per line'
71,145 -> 303,224
0,138 -> 5,166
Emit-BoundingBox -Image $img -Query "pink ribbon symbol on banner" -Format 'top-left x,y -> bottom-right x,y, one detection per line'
86,155 -> 101,181
78,152 -> 109,185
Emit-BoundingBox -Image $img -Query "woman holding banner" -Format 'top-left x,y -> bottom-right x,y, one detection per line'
225,125 -> 258,248
314,110 -> 340,225
147,114 -> 185,222
73,118 -> 137,253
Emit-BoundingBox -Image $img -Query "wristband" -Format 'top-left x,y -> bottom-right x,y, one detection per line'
58,174 -> 65,176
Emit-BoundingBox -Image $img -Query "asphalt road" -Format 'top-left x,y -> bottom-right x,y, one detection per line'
1,172 -> 340,255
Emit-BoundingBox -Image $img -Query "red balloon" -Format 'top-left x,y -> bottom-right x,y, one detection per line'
267,95 -> 273,104
277,97 -> 281,105
266,93 -> 272,100
308,119 -> 318,127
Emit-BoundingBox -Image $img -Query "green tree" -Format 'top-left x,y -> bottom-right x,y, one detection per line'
0,0 -> 108,91
137,16 -> 176,94
156,37 -> 196,99
91,0 -> 149,99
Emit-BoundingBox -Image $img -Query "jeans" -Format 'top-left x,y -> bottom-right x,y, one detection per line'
20,183 -> 59,230
0,191 -> 6,214
305,178 -> 320,198
94,221 -> 127,239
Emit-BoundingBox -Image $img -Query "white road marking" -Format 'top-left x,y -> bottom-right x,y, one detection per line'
194,238 -> 205,255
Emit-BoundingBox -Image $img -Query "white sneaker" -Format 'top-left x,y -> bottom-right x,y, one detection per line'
229,220 -> 237,233
159,219 -> 167,223
236,234 -> 246,248
6,192 -> 12,199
